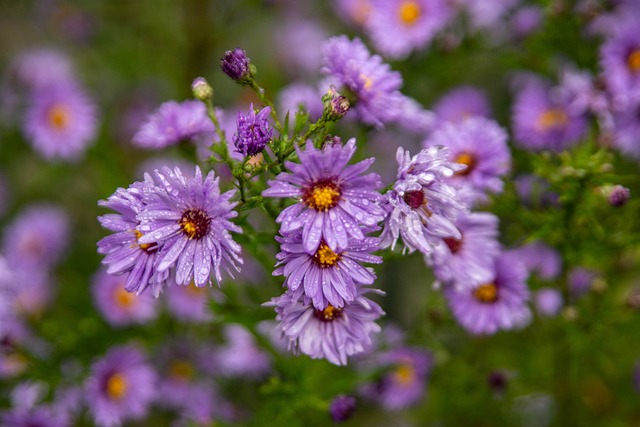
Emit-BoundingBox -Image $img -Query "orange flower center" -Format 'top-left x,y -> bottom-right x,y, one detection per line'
303,180 -> 341,211
398,1 -> 421,26
394,363 -> 416,386
47,104 -> 70,130
454,152 -> 476,176
314,242 -> 342,268
627,49 -> 640,72
473,283 -> 499,303
537,108 -> 568,131
106,372 -> 128,400
113,286 -> 136,308
315,304 -> 343,321
169,360 -> 195,381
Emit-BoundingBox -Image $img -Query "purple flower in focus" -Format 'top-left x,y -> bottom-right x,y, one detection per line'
321,36 -> 404,127
360,347 -> 433,410
262,138 -> 385,254
274,231 -> 381,309
164,282 -> 214,322
24,82 -> 98,161
3,204 -> 69,269
266,288 -> 384,365
445,252 -> 531,336
137,166 -> 242,287
220,48 -> 252,83
97,179 -> 169,296
380,146 -> 466,255
8,49 -> 75,91
132,100 -> 215,149
424,117 -> 511,205
232,103 -> 272,157
600,18 -> 640,106
85,345 -> 156,427
535,288 -> 563,317
92,268 -> 159,326
429,212 -> 501,290
512,77 -> 587,151
432,85 -> 492,125
366,0 -> 452,59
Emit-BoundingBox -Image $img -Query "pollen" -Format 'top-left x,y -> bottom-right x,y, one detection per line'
627,49 -> 640,72
537,108 -> 568,131
315,303 -> 343,321
113,286 -> 136,308
179,208 -> 211,240
473,282 -> 499,303
360,74 -> 373,90
133,230 -> 157,252
303,180 -> 341,211
394,363 -> 416,386
314,242 -> 342,268
455,152 -> 476,176
47,104 -> 70,130
398,1 -> 421,26
106,372 -> 128,400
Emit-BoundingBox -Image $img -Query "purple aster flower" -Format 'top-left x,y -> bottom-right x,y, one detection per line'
321,36 -> 404,128
262,138 -> 385,254
512,76 -> 587,151
423,117 -> 511,205
97,179 -> 169,296
460,0 -> 518,31
329,395 -> 357,422
137,166 -> 242,287
279,83 -> 324,123
366,0 -> 452,59
165,282 -> 214,322
274,230 -> 381,309
432,85 -> 492,125
392,96 -> 436,135
266,288 -> 384,365
535,288 -> 563,317
360,347 -> 433,410
510,6 -> 543,38
220,48 -> 252,83
6,49 -> 74,92
274,18 -> 328,75
23,82 -> 98,161
380,146 -> 467,255
214,324 -> 271,378
600,18 -> 640,107
232,103 -> 272,157
9,267 -> 53,318
445,252 -> 531,335
132,100 -> 215,149
333,0 -> 374,27
611,99 -> 640,159
1,406 -> 67,427
92,268 -> 159,327
510,241 -> 562,280
428,212 -> 501,289
85,345 -> 156,427
3,203 -> 69,269
568,267 -> 597,299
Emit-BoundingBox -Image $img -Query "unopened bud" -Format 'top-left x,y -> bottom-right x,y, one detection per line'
220,48 -> 253,84
329,395 -> 356,422
607,185 -> 630,207
192,77 -> 213,101
322,86 -> 350,121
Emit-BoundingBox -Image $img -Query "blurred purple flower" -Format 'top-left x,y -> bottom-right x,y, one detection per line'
445,252 -> 531,335
92,268 -> 159,327
568,267 -> 597,299
535,288 -> 563,318
215,324 -> 271,378
266,288 -> 384,365
380,146 -> 466,255
132,100 -> 215,149
432,85 -> 492,125
262,138 -> 384,254
85,345 -> 156,427
511,6 -> 543,38
329,395 -> 357,422
278,83 -> 324,123
274,230 -> 381,309
366,0 -> 452,59
510,241 -> 562,281
600,18 -> 640,107
333,0 -> 373,27
274,18 -> 328,75
429,212 -> 501,290
137,166 -> 242,287
321,36 -> 404,127
24,82 -> 98,161
164,282 -> 214,322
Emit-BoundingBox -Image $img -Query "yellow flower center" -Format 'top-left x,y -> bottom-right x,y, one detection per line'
394,363 -> 416,386
106,372 -> 128,400
627,49 -> 640,72
537,108 -> 568,131
316,303 -> 342,321
304,181 -> 341,211
398,1 -> 421,26
314,243 -> 342,268
359,74 -> 373,91
473,283 -> 499,303
169,360 -> 195,381
133,230 -> 156,252
47,104 -> 70,130
178,208 -> 211,240
454,152 -> 476,176
113,286 -> 136,308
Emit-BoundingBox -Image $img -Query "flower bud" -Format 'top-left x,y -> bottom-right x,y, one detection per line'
191,77 -> 213,101
322,86 -> 350,121
607,185 -> 630,207
329,394 -> 356,422
220,48 -> 253,84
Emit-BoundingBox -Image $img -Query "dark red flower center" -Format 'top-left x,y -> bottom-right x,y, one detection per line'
443,237 -> 462,254
473,283 -> 499,303
179,208 -> 211,240
403,190 -> 425,209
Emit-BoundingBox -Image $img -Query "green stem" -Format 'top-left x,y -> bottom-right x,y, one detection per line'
250,80 -> 284,135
